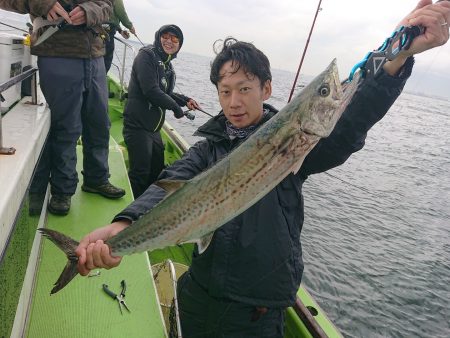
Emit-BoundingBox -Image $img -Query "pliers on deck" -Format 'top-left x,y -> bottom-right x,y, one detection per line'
102,280 -> 131,315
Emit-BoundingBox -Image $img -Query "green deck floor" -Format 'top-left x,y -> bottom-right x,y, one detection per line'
25,141 -> 166,338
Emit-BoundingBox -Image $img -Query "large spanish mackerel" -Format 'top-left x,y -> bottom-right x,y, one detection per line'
39,59 -> 360,294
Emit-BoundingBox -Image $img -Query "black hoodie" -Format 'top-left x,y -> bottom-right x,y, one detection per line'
153,24 -> 184,61
123,24 -> 189,132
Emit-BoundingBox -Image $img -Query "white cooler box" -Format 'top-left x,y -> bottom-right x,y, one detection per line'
0,33 -> 25,113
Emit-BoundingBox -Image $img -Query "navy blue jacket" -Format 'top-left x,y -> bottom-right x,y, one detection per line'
115,59 -> 413,307
124,45 -> 189,132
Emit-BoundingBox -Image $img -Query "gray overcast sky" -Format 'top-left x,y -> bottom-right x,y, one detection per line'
1,0 -> 449,98
125,0 -> 450,98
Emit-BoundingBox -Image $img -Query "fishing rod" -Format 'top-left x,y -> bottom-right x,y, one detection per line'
133,32 -> 145,47
288,0 -> 323,103
183,107 -> 214,121
171,91 -> 213,120
195,107 -> 213,118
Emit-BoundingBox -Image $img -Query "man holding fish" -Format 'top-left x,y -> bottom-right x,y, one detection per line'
40,0 -> 449,336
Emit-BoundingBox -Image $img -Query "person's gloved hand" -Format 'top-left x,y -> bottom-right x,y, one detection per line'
120,30 -> 130,39
187,98 -> 201,111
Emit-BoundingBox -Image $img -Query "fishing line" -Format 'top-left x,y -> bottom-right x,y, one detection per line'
401,46 -> 444,97
322,46 -> 446,199
290,1 -> 448,198
322,171 -> 386,199
0,21 -> 28,33
133,32 -> 145,47
173,85 -> 214,118
320,27 -> 449,198
364,46 -> 448,196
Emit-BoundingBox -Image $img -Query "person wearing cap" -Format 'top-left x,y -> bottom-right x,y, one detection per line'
123,24 -> 201,198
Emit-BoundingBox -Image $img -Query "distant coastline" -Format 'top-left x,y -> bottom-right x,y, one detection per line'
404,90 -> 450,102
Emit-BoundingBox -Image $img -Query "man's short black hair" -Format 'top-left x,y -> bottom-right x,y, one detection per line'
210,37 -> 272,88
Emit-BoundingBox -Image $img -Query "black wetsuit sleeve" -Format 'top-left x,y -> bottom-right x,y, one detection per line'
134,50 -> 184,116
171,92 -> 190,106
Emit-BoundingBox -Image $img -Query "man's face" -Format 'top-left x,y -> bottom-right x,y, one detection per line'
160,32 -> 180,55
217,61 -> 272,128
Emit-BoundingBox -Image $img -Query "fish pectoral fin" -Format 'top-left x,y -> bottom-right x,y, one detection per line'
196,233 -> 214,254
154,179 -> 187,195
290,158 -> 305,175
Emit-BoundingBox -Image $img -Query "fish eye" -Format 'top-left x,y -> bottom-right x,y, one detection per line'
318,84 -> 330,97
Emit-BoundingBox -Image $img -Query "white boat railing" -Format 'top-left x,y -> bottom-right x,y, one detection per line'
111,35 -> 137,98
0,66 -> 38,155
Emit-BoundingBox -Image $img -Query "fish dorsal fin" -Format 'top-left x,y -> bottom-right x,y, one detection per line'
154,179 -> 186,195
197,233 -> 214,254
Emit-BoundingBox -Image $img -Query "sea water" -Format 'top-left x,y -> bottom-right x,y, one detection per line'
113,43 -> 450,338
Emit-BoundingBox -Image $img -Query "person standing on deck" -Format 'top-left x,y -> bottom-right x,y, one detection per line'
74,0 -> 449,337
123,24 -> 201,199
104,0 -> 135,74
0,0 -> 126,216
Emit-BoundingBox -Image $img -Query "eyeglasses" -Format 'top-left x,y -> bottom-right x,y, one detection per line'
161,33 -> 180,43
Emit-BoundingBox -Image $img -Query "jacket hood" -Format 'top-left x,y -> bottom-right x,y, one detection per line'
194,103 -> 278,142
153,24 -> 184,61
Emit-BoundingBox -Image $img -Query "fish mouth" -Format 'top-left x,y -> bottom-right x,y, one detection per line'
301,128 -> 323,138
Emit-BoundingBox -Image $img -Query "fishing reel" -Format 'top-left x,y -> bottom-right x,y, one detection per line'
184,110 -> 195,120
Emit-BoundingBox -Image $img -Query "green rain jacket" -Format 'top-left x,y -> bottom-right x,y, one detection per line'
108,0 -> 133,30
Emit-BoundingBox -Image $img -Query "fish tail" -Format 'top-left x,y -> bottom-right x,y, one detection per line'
38,228 -> 80,294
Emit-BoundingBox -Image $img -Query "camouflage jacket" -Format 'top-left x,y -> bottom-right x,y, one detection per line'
0,0 -> 112,58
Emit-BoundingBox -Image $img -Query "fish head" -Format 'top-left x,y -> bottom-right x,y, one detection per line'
290,58 -> 360,138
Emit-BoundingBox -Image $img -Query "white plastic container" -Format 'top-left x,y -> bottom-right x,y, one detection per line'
0,33 -> 25,113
